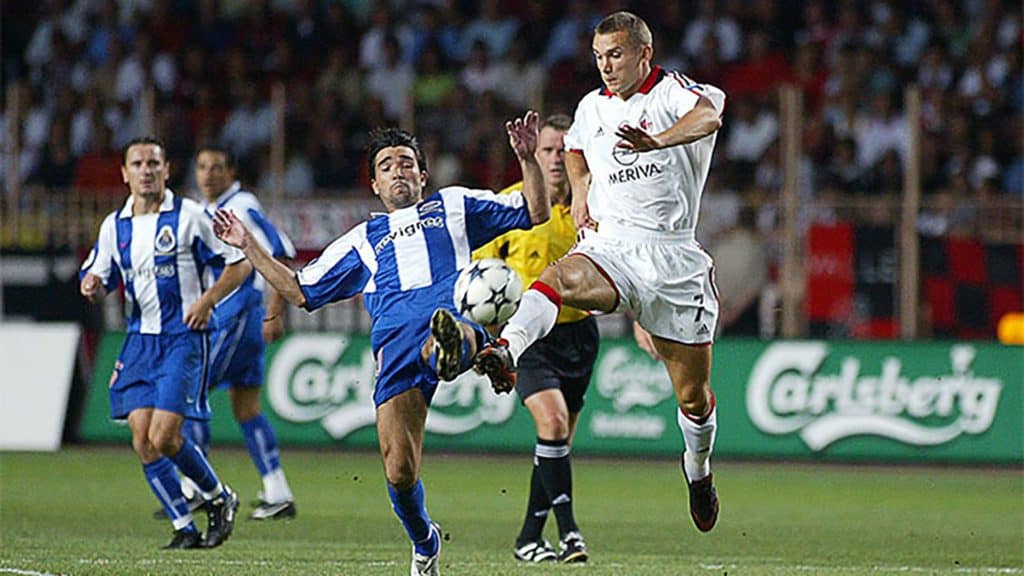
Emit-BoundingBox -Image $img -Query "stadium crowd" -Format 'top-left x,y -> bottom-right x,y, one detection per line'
3,0 -> 1020,209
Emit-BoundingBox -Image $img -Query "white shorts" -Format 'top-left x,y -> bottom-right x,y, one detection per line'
570,222 -> 719,345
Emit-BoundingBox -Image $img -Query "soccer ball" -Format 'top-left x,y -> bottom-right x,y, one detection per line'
453,258 -> 523,325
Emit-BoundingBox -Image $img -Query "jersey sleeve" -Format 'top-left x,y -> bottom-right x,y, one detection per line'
79,212 -> 121,291
666,72 -> 726,119
563,99 -> 588,153
446,186 -> 532,250
472,182 -> 520,260
295,225 -> 371,311
231,194 -> 297,260
191,202 -> 245,267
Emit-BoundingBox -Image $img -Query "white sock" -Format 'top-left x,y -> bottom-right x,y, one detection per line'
677,403 -> 717,482
502,288 -> 559,363
262,468 -> 294,504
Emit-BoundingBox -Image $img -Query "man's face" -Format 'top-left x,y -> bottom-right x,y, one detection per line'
121,144 -> 169,201
195,150 -> 234,200
371,146 -> 427,211
593,31 -> 652,98
535,126 -> 567,189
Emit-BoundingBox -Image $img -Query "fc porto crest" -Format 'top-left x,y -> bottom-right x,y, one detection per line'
155,225 -> 177,255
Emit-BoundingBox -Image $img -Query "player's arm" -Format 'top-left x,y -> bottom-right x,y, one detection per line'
80,216 -> 117,303
185,259 -> 253,330
80,273 -> 108,303
507,110 -> 549,225
213,209 -> 308,307
565,150 -> 594,230
262,260 -> 291,342
616,97 -> 722,152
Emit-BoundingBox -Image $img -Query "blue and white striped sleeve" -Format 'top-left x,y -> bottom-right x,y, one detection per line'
448,186 -> 532,250
232,194 -> 297,260
295,224 -> 371,311
79,212 -> 120,291
189,200 -> 245,266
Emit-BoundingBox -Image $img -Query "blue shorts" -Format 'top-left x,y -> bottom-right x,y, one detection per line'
208,305 -> 265,389
108,332 -> 210,420
372,312 -> 489,407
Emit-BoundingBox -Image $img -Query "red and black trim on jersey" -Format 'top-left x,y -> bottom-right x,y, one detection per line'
600,65 -> 667,97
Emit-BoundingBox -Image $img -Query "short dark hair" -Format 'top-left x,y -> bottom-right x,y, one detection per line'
366,127 -> 427,179
594,11 -> 653,48
542,113 -> 572,132
121,136 -> 166,165
195,142 -> 237,169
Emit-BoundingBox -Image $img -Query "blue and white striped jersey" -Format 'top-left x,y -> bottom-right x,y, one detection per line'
296,185 -> 532,334
201,182 -> 296,320
80,189 -> 245,335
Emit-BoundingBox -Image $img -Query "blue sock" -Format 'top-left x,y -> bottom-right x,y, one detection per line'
169,436 -> 222,495
387,480 -> 437,555
182,418 -> 211,456
144,457 -> 197,533
240,414 -> 281,477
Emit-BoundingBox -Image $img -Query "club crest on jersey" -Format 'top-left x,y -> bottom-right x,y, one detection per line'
418,200 -> 443,216
155,225 -> 176,254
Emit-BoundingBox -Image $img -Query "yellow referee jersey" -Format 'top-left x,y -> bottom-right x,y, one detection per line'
473,182 -> 589,324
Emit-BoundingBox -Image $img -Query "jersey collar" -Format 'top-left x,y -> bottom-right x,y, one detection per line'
119,188 -> 175,218
600,65 -> 664,98
215,181 -> 243,209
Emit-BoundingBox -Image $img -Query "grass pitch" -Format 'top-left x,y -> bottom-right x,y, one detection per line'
1,447 -> 1021,575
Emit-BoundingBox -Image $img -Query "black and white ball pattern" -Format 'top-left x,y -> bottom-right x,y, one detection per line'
453,258 -> 523,325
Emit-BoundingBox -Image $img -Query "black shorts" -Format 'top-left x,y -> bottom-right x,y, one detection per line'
515,316 -> 599,413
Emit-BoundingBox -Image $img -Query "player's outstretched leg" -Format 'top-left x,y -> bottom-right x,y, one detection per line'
473,338 -> 517,393
429,309 -> 477,381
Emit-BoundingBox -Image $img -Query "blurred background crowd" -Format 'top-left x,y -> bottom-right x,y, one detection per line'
3,0 -> 1020,201
1,0 -> 1021,339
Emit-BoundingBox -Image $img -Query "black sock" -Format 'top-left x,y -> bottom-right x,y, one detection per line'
516,463 -> 549,545
535,437 -> 578,539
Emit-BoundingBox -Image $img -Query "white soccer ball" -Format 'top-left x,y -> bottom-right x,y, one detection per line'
453,258 -> 523,325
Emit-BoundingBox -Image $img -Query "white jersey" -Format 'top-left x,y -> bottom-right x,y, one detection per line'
80,189 -> 245,335
564,65 -> 726,233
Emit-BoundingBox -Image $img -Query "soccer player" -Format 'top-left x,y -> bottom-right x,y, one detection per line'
473,114 -> 596,563
474,11 -> 727,533
211,113 -> 548,575
192,144 -> 298,520
79,136 -> 247,548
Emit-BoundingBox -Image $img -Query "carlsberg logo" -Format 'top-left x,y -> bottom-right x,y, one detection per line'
266,335 -> 515,439
747,343 -> 1002,450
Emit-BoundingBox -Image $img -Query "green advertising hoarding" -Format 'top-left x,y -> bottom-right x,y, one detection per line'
82,333 -> 1023,464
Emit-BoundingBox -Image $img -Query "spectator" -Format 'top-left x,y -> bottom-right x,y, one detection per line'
365,35 -> 413,121
221,81 -> 273,160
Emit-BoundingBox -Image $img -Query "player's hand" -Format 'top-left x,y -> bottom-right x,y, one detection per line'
632,321 -> 661,361
184,298 -> 214,330
571,193 -> 595,230
615,124 -> 663,152
262,315 -> 285,343
213,209 -> 251,250
506,110 -> 539,161
80,273 -> 107,303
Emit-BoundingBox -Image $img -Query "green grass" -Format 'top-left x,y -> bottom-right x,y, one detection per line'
1,447 -> 1021,575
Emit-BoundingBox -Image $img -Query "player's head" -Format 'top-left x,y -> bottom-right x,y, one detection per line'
121,136 -> 169,201
194,143 -> 237,201
593,11 -> 654,99
536,113 -> 571,193
367,127 -> 429,211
